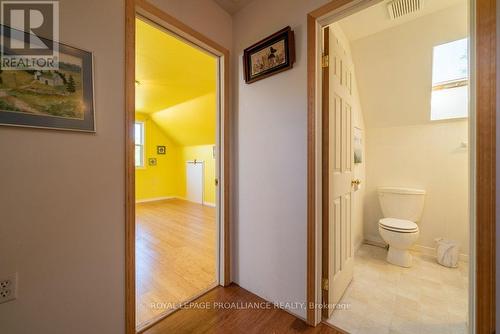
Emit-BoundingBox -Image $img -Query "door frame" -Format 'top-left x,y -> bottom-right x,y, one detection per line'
125,1 -> 232,333
306,0 -> 496,332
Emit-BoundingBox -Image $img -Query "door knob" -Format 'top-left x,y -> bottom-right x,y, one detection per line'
351,179 -> 361,186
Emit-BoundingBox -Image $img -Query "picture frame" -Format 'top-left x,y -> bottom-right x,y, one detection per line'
157,145 -> 166,155
243,26 -> 295,84
0,25 -> 95,132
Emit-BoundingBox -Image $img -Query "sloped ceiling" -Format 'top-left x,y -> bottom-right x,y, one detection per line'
338,0 -> 464,42
136,18 -> 217,146
151,93 -> 216,146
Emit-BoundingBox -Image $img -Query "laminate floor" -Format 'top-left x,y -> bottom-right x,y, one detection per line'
144,284 -> 343,334
136,199 -> 217,328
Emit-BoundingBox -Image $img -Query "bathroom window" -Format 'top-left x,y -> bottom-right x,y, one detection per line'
430,38 -> 468,121
135,122 -> 145,168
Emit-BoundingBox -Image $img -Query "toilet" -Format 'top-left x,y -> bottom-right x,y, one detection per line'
377,187 -> 425,267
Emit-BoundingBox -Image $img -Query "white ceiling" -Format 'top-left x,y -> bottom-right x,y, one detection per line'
213,0 -> 254,15
338,0 -> 466,41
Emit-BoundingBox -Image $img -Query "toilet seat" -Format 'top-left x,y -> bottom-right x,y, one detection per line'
379,218 -> 418,233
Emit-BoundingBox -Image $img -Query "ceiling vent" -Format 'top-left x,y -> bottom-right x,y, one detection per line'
387,0 -> 423,20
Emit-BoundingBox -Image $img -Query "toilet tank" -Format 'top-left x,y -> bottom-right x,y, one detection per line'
377,187 -> 426,223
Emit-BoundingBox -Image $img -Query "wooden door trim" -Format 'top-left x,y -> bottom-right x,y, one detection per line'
321,26 -> 330,320
475,0 -> 496,332
125,1 -> 232,333
306,0 -> 496,330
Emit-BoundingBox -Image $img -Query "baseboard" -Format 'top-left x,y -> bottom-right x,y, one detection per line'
413,244 -> 469,263
136,196 -> 174,203
363,236 -> 469,263
176,197 -> 216,207
137,197 -> 216,208
364,234 -> 386,247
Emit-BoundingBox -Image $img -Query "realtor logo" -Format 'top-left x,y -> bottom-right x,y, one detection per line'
1,1 -> 59,70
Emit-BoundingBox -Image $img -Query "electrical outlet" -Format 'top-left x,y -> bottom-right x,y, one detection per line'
0,273 -> 17,304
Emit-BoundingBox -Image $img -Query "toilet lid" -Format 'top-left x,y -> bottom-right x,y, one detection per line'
379,218 -> 418,232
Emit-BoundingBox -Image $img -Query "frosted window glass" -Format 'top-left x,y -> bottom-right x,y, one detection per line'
431,86 -> 468,121
430,38 -> 468,121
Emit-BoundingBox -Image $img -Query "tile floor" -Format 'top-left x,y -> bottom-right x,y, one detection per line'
327,244 -> 468,334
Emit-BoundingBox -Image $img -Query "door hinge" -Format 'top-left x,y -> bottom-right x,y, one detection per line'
321,54 -> 329,68
215,178 -> 219,186
322,278 -> 329,291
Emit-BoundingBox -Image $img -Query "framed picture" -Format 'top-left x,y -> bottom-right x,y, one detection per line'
354,127 -> 363,164
243,26 -> 295,84
0,25 -> 95,132
157,146 -> 166,155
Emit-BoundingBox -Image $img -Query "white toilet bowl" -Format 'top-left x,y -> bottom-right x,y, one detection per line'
378,218 -> 419,267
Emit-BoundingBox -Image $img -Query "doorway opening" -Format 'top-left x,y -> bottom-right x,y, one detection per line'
305,0 -> 495,332
132,13 -> 225,332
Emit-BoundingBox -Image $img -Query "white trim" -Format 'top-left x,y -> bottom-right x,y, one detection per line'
135,196 -> 174,203
203,202 -> 216,208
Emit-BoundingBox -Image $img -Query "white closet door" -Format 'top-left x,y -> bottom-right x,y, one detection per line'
186,161 -> 204,204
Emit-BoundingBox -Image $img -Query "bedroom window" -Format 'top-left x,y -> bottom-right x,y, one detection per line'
431,38 -> 468,121
135,122 -> 145,168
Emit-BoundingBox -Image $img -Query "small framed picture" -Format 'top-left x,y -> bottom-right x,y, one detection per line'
157,146 -> 166,155
148,158 -> 157,166
243,26 -> 295,84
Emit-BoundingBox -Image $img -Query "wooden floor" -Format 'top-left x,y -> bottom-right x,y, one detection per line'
143,284 -> 343,334
136,198 -> 217,328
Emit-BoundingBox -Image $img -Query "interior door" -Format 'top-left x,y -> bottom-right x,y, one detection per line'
324,26 -> 354,318
186,161 -> 204,204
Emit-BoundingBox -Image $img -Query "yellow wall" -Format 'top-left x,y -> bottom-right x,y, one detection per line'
135,113 -> 216,204
178,145 -> 217,205
135,19 -> 217,205
135,113 -> 181,201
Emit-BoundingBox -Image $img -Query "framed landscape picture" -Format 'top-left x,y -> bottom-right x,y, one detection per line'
0,25 -> 95,132
243,26 -> 295,84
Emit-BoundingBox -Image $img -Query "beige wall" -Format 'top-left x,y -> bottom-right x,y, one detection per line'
348,3 -> 469,256
0,1 -> 125,333
364,122 -> 469,255
0,1 -> 231,333
232,0 -> 330,319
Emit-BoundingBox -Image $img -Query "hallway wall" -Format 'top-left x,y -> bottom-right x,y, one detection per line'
232,0 -> 330,319
0,1 -> 232,333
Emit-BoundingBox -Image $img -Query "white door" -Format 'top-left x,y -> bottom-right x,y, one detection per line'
327,26 -> 354,317
186,161 -> 204,204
